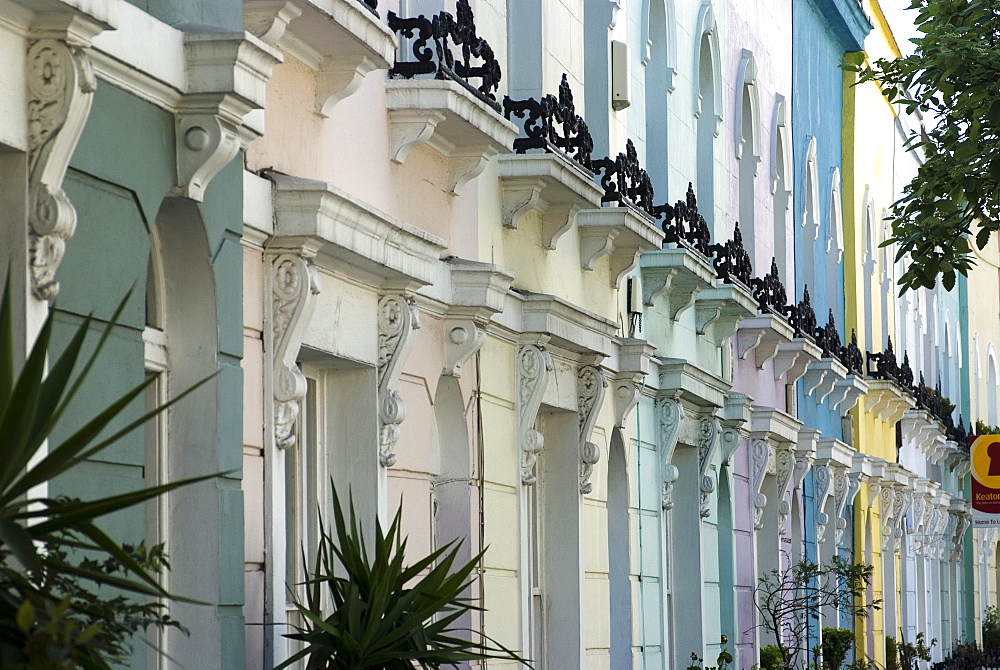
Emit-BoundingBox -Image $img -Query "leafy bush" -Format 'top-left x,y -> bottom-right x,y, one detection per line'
279,485 -> 529,669
898,632 -> 934,670
985,606 -> 1000,650
886,636 -> 899,670
0,282 -> 212,667
821,628 -> 854,670
760,644 -> 783,670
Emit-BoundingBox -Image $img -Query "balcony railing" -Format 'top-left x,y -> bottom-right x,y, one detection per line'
660,183 -> 713,258
750,258 -> 788,316
708,222 -> 753,287
359,0 -> 377,15
592,139 -> 657,218
388,0 -> 502,112
503,74 -> 595,172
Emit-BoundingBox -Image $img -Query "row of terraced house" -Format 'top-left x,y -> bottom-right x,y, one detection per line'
3,0 -> 1000,667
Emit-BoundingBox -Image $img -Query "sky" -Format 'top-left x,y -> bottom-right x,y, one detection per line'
879,0 -> 921,56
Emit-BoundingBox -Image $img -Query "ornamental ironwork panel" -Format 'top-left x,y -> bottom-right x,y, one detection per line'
787,286 -> 817,341
388,0 -> 502,111
360,0 -> 377,15
815,309 -> 842,360
591,139 -> 656,217
840,330 -> 864,376
660,182 -> 712,258
503,73 -> 594,171
708,222 -> 753,287
866,336 -> 900,382
750,258 -> 787,315
899,351 -> 915,389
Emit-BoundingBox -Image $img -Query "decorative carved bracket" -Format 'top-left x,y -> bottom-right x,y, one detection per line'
442,259 -> 514,377
694,284 -> 757,345
697,415 -> 721,517
498,154 -> 601,249
828,374 -> 869,412
577,208 -> 663,288
750,439 -> 773,530
783,431 -> 817,535
269,252 -> 321,449
578,365 -> 607,494
772,338 -> 820,384
879,486 -> 896,551
774,443 -> 796,534
813,463 -> 833,542
612,339 -> 655,428
27,38 -> 97,300
174,113 -> 241,202
892,484 -> 912,553
377,293 -> 421,467
802,358 -> 846,403
657,396 -> 684,509
737,314 -> 794,369
638,248 -> 715,320
839,469 -> 863,546
719,393 -> 752,464
518,343 -> 553,485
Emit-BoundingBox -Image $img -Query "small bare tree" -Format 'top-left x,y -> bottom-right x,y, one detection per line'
752,556 -> 880,670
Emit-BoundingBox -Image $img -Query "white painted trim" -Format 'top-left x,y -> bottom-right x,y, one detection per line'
734,49 -> 760,162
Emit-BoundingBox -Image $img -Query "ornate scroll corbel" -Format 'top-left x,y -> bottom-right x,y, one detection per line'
269,253 -> 321,449
377,293 -> 421,467
834,467 -> 862,547
517,343 -> 553,485
697,415 -> 720,517
880,487 -> 896,551
173,112 -> 241,202
750,438 -> 773,530
657,395 -> 684,509
443,320 -> 486,377
813,464 -> 833,542
774,443 -> 796,534
892,486 -> 911,553
578,365 -> 607,494
26,38 -> 97,300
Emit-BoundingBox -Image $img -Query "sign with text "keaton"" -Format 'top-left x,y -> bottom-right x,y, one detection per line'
971,435 -> 1000,526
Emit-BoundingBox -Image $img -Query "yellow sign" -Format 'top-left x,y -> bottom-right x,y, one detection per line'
971,435 -> 1000,489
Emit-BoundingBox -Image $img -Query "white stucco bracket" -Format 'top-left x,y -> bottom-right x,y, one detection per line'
638,247 -> 716,320
576,206 -> 664,289
377,293 -> 421,467
517,342 -> 554,485
578,365 -> 607,494
441,258 -> 514,377
386,79 -> 517,194
736,313 -> 794,368
611,339 -> 656,429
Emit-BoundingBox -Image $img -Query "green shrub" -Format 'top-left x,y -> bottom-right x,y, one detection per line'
886,636 -> 899,670
821,628 -> 854,670
279,484 -> 529,669
760,644 -> 783,670
984,606 -> 1000,650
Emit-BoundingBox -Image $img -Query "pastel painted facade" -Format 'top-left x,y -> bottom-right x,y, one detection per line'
0,1 -> 994,669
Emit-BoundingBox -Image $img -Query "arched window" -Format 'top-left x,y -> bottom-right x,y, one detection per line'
801,137 -> 820,307
772,96 -> 792,283
827,168 -> 844,309
736,49 -> 760,269
862,187 -> 876,350
643,0 -> 675,196
694,3 -> 721,232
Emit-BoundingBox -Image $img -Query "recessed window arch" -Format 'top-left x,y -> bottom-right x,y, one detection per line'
736,49 -> 761,269
771,95 -> 792,283
862,186 -> 876,351
694,2 -> 722,232
644,0 -> 676,195
827,168 -> 844,310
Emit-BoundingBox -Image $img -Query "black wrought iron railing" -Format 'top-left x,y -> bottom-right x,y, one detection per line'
840,330 -> 864,376
815,309 -> 842,360
750,258 -> 787,315
708,222 -> 753,287
359,0 -> 377,16
787,286 -> 817,341
660,183 -> 713,258
503,74 -> 595,172
388,0 -> 502,112
592,139 -> 657,218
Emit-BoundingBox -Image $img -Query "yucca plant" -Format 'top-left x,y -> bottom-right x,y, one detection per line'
279,484 -> 530,669
0,279 -> 216,667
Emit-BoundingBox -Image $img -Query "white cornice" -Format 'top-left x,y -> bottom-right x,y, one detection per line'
268,173 -> 446,289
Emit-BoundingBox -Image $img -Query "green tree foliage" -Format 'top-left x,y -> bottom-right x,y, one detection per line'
845,0 -> 1000,293
752,558 -> 879,670
821,628 -> 855,670
279,485 -> 529,669
983,606 -> 1000,650
0,282 -> 214,667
